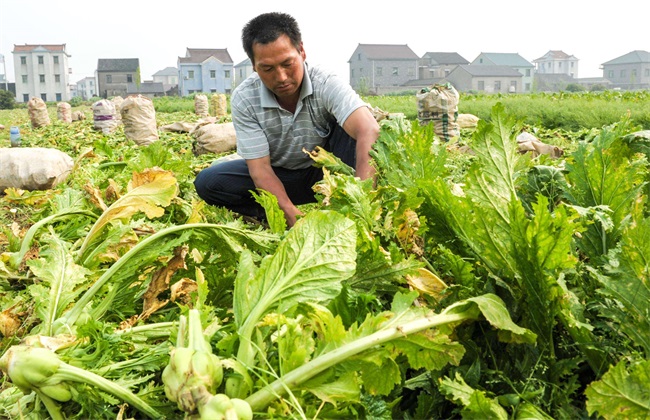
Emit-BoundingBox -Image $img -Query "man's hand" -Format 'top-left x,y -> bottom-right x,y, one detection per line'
246,156 -> 303,227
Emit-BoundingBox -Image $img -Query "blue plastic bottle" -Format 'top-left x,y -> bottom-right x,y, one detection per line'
10,126 -> 21,147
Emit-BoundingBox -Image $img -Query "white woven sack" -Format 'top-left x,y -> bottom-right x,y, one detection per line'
0,147 -> 74,191
120,95 -> 159,146
192,122 -> 237,156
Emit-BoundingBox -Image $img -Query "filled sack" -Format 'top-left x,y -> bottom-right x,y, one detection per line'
28,97 -> 51,128
192,122 -> 237,156
416,82 -> 460,142
92,99 -> 119,133
0,147 -> 74,191
120,94 -> 159,146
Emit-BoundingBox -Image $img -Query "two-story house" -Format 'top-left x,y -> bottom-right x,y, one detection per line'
348,44 -> 419,94
152,66 -> 179,95
419,52 -> 469,80
234,58 -> 254,88
12,43 -> 71,103
178,48 -> 233,96
76,76 -> 97,100
472,52 -> 535,92
445,65 -> 523,93
96,58 -> 140,98
601,50 -> 650,90
533,50 -> 579,77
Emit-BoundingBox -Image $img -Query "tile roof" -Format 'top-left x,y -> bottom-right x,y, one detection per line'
13,44 -> 68,53
476,52 -> 533,67
602,50 -> 650,65
179,48 -> 233,64
533,50 -> 575,62
97,58 -> 140,72
153,67 -> 178,76
354,44 -> 419,60
421,52 -> 469,65
455,64 -> 523,77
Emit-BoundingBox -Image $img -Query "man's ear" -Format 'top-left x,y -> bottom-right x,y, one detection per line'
299,42 -> 306,60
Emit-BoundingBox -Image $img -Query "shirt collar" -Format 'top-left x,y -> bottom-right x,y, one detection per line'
260,62 -> 312,108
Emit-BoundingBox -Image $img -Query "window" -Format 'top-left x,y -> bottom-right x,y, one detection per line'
351,69 -> 355,77
444,69 -> 450,76
224,70 -> 230,78
210,70 -> 216,78
358,53 -> 361,60
56,93 -> 61,101
608,70 -> 614,78
38,56 -> 44,64
40,74 -> 45,83
211,89 -> 216,93
127,74 -> 133,83
547,63 -> 551,68
53,56 -> 59,64
494,81 -> 501,91
407,67 -> 414,77
392,67 -> 398,76
23,94 -> 29,102
188,70 -> 194,79
511,80 -> 517,88
20,56 -> 26,65
55,74 -> 60,82
106,75 -> 112,83
376,67 -> 383,76
620,70 -> 626,78
41,93 -> 47,101
526,69 -> 531,77
359,68 -> 364,75
632,69 -> 637,77
478,80 -> 484,90
645,69 -> 650,77
22,75 -> 28,83
525,83 -> 531,91
571,62 -> 574,68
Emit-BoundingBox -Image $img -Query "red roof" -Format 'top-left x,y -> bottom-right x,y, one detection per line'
13,44 -> 67,53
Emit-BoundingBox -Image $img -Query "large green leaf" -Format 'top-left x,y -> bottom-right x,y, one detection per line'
585,358 -> 650,419
565,125 -> 647,261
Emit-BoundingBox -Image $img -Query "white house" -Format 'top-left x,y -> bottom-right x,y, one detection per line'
12,43 -> 71,103
76,76 -> 97,100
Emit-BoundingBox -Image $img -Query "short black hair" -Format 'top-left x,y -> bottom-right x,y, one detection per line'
242,12 -> 302,64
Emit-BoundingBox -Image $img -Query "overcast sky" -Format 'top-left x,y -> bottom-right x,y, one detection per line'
1,0 -> 646,84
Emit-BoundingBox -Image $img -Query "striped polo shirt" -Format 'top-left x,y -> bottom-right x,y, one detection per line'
231,63 -> 367,169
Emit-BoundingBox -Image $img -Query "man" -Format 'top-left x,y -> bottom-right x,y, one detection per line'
194,12 -> 380,227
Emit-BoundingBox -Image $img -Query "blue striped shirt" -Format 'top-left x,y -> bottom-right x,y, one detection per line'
231,63 -> 366,169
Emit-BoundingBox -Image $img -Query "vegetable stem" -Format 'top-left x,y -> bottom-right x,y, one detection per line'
245,311 -> 470,411
55,363 -> 162,419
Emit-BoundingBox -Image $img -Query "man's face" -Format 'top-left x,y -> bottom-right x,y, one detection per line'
252,34 -> 306,102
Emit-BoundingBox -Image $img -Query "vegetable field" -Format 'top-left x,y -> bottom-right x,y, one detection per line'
0,93 -> 649,419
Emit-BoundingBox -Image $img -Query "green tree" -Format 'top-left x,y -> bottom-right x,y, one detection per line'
0,89 -> 15,109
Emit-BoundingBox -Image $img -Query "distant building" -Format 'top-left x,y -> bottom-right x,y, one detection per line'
348,44 -> 419,94
533,50 -> 579,77
126,81 -> 166,98
234,58 -> 253,88
96,58 -> 140,98
601,50 -> 650,90
12,43 -> 71,103
76,76 -> 97,100
152,66 -> 178,95
178,48 -> 234,96
419,52 -> 469,79
446,64 -> 523,93
471,52 -> 534,92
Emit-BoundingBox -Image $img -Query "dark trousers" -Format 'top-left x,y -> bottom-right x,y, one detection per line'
193,125 -> 356,219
